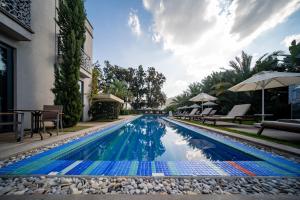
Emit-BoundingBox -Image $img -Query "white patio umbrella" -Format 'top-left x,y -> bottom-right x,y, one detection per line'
202,101 -> 218,107
189,104 -> 201,108
189,93 -> 217,111
228,71 -> 300,121
181,106 -> 189,110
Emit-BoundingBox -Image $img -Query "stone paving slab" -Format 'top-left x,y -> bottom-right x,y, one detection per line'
1,194 -> 299,200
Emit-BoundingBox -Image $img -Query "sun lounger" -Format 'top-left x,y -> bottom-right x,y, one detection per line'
202,104 -> 251,125
187,108 -> 213,120
257,119 -> 300,135
183,108 -> 199,119
209,109 -> 217,116
174,111 -> 186,118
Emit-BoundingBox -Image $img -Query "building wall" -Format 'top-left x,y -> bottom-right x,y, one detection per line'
0,0 -> 56,127
80,19 -> 94,122
0,0 -> 94,127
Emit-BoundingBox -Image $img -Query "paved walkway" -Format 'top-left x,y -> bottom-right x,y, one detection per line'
1,194 -> 299,200
0,115 -> 136,159
208,121 -> 300,142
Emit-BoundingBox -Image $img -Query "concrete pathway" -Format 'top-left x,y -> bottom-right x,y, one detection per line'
1,194 -> 299,200
0,115 -> 136,159
212,121 -> 300,142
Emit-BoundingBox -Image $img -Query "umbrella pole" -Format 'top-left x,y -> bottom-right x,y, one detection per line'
262,88 -> 265,122
202,101 -> 203,112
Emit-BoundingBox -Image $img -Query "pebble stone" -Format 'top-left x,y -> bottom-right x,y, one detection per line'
0,177 -> 299,195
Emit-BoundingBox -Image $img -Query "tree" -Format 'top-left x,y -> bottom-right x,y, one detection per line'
229,51 -> 252,81
145,67 -> 166,108
130,65 -> 147,109
88,62 -> 102,104
52,0 -> 86,127
284,40 -> 300,72
108,79 -> 133,108
252,51 -> 285,73
289,40 -> 300,66
187,82 -> 203,97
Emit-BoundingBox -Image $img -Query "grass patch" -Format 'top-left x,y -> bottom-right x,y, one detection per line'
180,119 -> 300,149
63,126 -> 93,132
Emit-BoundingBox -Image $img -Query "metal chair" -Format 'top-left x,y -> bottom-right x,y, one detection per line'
41,105 -> 63,135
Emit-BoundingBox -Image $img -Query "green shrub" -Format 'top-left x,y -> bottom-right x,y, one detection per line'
89,101 -> 121,120
120,109 -> 138,115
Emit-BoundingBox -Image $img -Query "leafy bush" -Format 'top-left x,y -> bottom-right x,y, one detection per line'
89,101 -> 121,120
120,109 -> 138,115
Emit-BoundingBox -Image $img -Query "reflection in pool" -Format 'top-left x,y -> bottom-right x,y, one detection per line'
59,115 -> 261,161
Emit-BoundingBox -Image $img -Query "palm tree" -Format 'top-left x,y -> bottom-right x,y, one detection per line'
108,79 -> 133,109
229,51 -> 252,81
187,82 -> 203,97
252,51 -> 285,73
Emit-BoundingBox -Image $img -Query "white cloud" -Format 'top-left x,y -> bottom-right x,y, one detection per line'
163,79 -> 189,97
128,10 -> 142,37
143,0 -> 300,96
282,34 -> 300,47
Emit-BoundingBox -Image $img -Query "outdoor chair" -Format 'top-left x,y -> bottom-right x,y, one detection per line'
257,119 -> 300,135
0,112 -> 24,142
202,104 -> 251,125
41,105 -> 63,136
174,111 -> 187,118
187,107 -> 213,120
183,108 -> 199,119
209,109 -> 217,116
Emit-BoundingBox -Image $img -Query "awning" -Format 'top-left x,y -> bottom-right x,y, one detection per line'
92,93 -> 124,104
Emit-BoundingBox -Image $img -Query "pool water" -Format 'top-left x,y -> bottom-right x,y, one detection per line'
59,115 -> 260,161
1,115 -> 299,176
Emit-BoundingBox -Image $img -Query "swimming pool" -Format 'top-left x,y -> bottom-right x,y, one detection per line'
0,115 -> 299,176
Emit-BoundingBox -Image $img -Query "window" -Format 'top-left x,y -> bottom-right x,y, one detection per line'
0,43 -> 14,132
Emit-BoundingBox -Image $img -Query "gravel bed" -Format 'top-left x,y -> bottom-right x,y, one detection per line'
0,177 -> 299,195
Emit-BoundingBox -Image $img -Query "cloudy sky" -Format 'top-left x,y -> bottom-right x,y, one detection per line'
85,0 -> 300,98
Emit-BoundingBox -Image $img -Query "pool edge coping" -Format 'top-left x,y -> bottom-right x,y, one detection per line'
170,117 -> 300,156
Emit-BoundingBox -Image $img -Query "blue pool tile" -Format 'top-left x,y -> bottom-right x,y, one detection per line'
90,161 -> 112,175
106,161 -> 131,176
214,161 -> 247,176
155,161 -> 171,175
137,161 -> 152,176
65,160 -> 93,175
30,160 -> 74,175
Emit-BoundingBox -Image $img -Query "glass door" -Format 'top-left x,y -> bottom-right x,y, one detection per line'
0,43 -> 14,132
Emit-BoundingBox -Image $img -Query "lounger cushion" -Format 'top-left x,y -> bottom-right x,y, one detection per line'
226,104 -> 251,118
262,121 -> 300,132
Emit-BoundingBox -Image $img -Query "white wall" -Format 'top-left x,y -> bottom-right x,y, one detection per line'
80,19 -> 94,122
0,0 -> 56,128
0,0 -> 94,127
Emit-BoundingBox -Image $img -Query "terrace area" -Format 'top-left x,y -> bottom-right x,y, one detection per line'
0,0 -> 300,199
